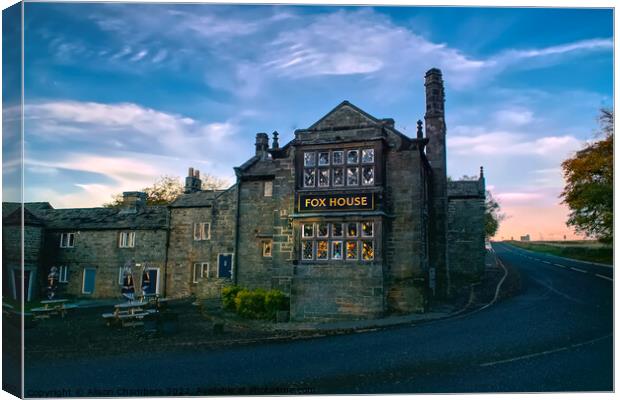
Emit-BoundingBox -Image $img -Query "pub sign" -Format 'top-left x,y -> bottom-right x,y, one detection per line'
297,193 -> 375,213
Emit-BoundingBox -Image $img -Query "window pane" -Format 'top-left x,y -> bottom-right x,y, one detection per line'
318,152 -> 329,166
347,167 -> 359,186
362,241 -> 374,261
264,181 -> 273,197
302,224 -> 314,238
304,152 -> 315,167
332,151 -> 344,165
302,241 -> 314,260
332,241 -> 343,260
347,150 -> 359,164
362,149 -> 374,163
361,222 -> 374,237
347,223 -> 358,237
317,241 -> 328,259
333,168 -> 344,186
318,169 -> 329,187
193,264 -> 201,282
332,223 -> 343,237
317,223 -> 328,237
346,241 -> 358,260
362,166 -> 374,185
68,234 -> 75,247
304,168 -> 315,187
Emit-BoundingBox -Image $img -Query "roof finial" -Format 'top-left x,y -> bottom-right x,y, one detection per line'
416,120 -> 424,139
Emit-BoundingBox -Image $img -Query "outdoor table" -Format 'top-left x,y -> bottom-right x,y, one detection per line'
33,299 -> 75,319
103,301 -> 155,327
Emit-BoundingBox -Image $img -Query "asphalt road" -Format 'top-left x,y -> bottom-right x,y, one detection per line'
24,242 -> 613,396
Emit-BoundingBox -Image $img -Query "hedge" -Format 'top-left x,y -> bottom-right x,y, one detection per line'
221,286 -> 289,321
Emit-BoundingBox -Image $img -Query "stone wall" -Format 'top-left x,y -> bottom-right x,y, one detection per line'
447,179 -> 486,289
166,187 -> 237,299
42,228 -> 168,298
384,147 -> 427,313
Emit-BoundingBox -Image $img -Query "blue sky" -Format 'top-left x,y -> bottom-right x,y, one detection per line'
8,3 -> 614,239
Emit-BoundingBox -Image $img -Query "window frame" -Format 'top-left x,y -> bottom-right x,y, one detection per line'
299,221 -> 376,263
262,240 -> 273,257
58,266 -> 69,283
299,147 -> 376,189
193,222 -> 211,241
192,262 -> 212,283
118,231 -> 136,248
59,233 -> 75,248
264,181 -> 273,197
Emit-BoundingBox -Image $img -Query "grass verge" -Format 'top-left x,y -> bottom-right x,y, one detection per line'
505,241 -> 612,265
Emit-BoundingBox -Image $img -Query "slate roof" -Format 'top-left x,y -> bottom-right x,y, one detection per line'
170,190 -> 226,208
34,206 -> 169,230
3,207 -> 46,226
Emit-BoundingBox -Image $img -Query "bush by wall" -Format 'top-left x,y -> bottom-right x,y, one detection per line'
221,286 -> 289,321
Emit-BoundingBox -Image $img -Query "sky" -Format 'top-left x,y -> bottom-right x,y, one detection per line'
3,3 -> 613,240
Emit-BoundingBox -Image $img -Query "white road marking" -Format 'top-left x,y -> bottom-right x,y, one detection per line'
542,261 -> 552,265
553,263 -> 567,268
479,334 -> 612,367
595,274 -> 613,282
570,267 -> 587,274
531,277 -> 585,304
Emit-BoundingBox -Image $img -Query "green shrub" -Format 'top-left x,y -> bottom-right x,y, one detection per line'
265,289 -> 289,320
221,285 -> 242,311
234,288 -> 267,319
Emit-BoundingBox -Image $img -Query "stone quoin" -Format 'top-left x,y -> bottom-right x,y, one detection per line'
3,68 -> 486,321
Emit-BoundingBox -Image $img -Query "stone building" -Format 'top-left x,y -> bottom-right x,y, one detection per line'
3,68 -> 486,321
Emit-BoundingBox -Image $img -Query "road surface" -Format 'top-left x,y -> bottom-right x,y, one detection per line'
24,243 -> 613,395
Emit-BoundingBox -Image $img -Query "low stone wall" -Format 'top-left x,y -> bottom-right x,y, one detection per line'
290,263 -> 384,322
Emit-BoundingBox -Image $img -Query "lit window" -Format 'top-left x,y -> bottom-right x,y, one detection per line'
346,241 -> 358,260
317,241 -> 328,260
362,166 -> 374,185
361,222 -> 374,237
332,151 -> 344,165
331,241 -> 343,260
59,233 -> 75,248
119,231 -> 135,248
304,168 -> 315,187
264,181 -> 273,197
347,167 -> 359,186
347,223 -> 358,237
262,240 -> 272,257
318,169 -> 330,187
302,224 -> 314,238
347,150 -> 359,164
318,152 -> 330,166
362,241 -> 374,261
304,152 -> 315,167
302,241 -> 314,260
361,149 -> 375,164
193,223 -> 210,241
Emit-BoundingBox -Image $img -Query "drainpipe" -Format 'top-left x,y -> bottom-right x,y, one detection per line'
162,206 -> 171,297
233,173 -> 241,286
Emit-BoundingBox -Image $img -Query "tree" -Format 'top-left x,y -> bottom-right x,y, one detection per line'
485,190 -> 504,238
103,174 -> 229,207
560,109 -> 613,243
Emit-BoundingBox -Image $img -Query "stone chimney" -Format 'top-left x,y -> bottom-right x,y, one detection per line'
255,132 -> 269,159
424,67 -> 449,300
120,191 -> 147,213
272,131 -> 280,150
184,167 -> 202,194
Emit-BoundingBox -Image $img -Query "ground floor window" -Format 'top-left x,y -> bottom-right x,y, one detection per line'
301,221 -> 375,262
58,266 -> 69,283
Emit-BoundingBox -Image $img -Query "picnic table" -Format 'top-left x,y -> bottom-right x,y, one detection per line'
31,299 -> 77,319
102,301 -> 158,327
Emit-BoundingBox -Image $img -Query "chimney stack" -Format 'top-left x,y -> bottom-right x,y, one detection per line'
255,132 -> 269,159
184,166 -> 202,193
424,68 -> 449,299
272,131 -> 279,150
120,191 -> 147,213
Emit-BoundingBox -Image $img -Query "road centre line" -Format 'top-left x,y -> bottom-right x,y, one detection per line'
479,334 -> 612,368
553,263 -> 567,268
542,261 -> 552,264
570,267 -> 587,273
595,274 -> 613,282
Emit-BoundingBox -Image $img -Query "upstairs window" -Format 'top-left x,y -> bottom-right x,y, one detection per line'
59,233 -> 75,248
262,240 -> 273,257
302,148 -> 375,188
194,222 -> 210,241
119,231 -> 135,248
264,181 -> 273,197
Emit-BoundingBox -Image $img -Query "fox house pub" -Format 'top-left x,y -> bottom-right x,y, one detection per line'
4,68 -> 486,321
